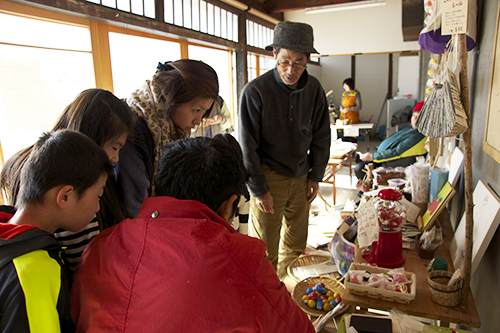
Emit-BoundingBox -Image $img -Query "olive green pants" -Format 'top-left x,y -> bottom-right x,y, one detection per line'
250,165 -> 310,280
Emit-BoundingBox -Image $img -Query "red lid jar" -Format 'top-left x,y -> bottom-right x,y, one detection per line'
375,188 -> 406,231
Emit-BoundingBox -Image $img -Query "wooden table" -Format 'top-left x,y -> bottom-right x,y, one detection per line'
322,146 -> 357,206
342,211 -> 481,328
331,123 -> 374,151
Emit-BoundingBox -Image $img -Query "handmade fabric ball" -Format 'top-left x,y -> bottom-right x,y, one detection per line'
428,257 -> 448,272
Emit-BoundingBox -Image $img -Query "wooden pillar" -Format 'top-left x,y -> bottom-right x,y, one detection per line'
388,53 -> 393,99
351,55 -> 356,81
235,10 -> 248,106
458,33 -> 474,307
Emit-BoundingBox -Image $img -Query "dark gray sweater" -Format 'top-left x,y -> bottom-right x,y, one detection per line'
238,68 -> 331,197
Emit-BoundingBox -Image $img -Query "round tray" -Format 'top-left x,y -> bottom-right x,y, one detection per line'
287,254 -> 339,282
291,276 -> 347,317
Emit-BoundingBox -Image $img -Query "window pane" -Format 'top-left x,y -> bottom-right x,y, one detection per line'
117,0 -> 131,13
165,0 -> 174,24
199,1 -> 207,33
226,12 -> 232,41
0,14 -> 91,51
220,9 -> 227,39
247,21 -> 253,46
207,3 -> 214,35
0,44 -> 95,161
249,54 -> 256,68
131,0 -> 144,16
191,0 -> 200,31
233,15 -> 238,42
183,0 -> 191,29
264,57 -> 275,70
144,0 -> 155,18
109,32 -> 181,99
101,0 -> 117,9
174,0 -> 183,26
188,45 -> 231,104
214,6 -> 220,37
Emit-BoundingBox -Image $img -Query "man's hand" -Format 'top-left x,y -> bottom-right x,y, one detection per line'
307,179 -> 319,204
256,192 -> 274,214
361,152 -> 373,162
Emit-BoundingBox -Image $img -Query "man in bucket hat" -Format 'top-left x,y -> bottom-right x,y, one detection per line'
238,21 -> 331,280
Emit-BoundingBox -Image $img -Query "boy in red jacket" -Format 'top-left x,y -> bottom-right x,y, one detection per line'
71,137 -> 314,332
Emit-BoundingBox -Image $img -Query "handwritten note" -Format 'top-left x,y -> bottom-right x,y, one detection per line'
357,198 -> 379,248
442,0 -> 469,36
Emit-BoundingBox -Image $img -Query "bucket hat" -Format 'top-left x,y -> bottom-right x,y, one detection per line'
265,21 -> 318,54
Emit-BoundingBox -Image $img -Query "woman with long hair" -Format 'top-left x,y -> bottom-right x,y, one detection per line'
116,59 -> 219,218
0,89 -> 133,269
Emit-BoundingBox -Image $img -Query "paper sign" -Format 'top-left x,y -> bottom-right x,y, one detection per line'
356,198 -> 379,248
442,0 -> 469,36
402,197 -> 421,223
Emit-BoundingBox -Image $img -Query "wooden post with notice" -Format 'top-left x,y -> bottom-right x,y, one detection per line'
457,33 -> 474,307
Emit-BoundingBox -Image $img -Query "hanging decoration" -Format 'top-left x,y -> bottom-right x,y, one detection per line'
416,37 -> 468,138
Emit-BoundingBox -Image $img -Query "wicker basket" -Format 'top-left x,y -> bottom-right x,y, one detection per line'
427,270 -> 462,307
345,263 -> 416,304
287,254 -> 340,282
291,276 -> 347,317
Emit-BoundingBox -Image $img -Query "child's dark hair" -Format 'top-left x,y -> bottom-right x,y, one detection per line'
1,89 -> 132,227
16,130 -> 112,209
212,133 -> 250,201
343,78 -> 355,90
53,89 -> 133,146
154,137 -> 247,214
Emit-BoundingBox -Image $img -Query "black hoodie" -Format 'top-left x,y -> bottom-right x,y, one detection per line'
0,212 -> 75,332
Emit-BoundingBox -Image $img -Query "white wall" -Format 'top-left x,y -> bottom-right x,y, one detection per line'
284,0 -> 420,56
398,55 -> 420,97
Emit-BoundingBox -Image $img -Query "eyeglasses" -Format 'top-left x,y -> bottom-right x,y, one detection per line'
277,60 -> 307,70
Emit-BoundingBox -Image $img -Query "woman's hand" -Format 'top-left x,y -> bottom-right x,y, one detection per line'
202,115 -> 223,127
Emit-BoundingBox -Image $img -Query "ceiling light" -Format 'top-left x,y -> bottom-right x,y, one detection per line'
305,0 -> 386,14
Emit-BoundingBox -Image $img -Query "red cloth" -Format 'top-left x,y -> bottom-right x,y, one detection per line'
413,101 -> 424,113
71,196 -> 314,333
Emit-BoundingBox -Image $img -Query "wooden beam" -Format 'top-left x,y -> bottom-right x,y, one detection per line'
89,21 -> 114,91
218,0 -> 283,23
223,0 -> 282,20
265,0 -> 370,12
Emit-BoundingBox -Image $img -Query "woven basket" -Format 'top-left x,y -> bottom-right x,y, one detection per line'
291,276 -> 347,317
345,263 -> 416,304
427,270 -> 462,307
287,254 -> 339,282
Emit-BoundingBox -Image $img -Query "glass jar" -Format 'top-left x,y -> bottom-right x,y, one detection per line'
374,188 -> 407,232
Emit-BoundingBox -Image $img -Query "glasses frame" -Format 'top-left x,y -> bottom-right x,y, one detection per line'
276,60 -> 307,70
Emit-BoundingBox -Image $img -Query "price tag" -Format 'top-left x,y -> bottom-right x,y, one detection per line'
357,198 -> 379,248
442,0 -> 469,36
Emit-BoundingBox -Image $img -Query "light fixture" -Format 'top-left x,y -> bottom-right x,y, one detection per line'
305,0 -> 386,14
